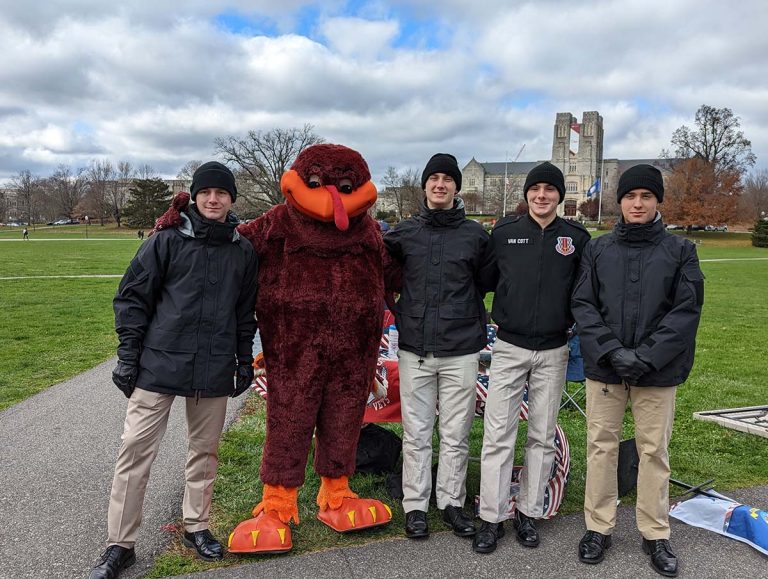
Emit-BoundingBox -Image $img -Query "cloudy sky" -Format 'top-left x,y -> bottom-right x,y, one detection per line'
1,0 -> 766,185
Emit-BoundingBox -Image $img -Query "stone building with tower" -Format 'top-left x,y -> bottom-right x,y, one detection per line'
460,111 -> 671,219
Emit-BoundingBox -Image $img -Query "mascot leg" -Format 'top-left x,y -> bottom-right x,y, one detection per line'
228,484 -> 298,554
316,475 -> 392,533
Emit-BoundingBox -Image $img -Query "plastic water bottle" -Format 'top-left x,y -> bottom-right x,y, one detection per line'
388,324 -> 399,358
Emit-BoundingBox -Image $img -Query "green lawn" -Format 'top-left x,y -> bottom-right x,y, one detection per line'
0,231 -> 766,576
0,236 -> 141,409
0,222 -> 142,240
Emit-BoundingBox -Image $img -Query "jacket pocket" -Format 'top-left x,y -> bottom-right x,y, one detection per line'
438,301 -> 483,351
682,269 -> 704,306
143,327 -> 197,353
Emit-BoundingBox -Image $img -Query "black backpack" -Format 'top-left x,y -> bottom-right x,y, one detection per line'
355,424 -> 402,475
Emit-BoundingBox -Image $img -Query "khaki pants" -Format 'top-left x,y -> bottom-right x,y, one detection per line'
398,350 -> 479,513
584,379 -> 677,540
479,339 -> 568,522
107,388 -> 228,548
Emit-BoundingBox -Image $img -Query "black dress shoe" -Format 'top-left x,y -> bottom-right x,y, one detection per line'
578,530 -> 612,564
89,545 -> 136,579
513,509 -> 539,548
183,529 -> 224,561
472,520 -> 505,554
442,505 -> 476,537
642,538 -> 678,577
405,510 -> 429,539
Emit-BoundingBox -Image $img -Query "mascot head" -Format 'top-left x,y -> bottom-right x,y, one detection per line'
281,144 -> 377,231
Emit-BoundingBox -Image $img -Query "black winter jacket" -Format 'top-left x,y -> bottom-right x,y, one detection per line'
113,206 -> 258,398
571,215 -> 704,387
384,200 -> 492,357
487,214 -> 590,350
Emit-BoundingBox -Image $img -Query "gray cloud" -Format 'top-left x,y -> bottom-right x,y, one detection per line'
0,0 -> 766,184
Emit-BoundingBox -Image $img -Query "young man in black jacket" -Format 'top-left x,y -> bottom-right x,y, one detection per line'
572,164 -> 703,577
89,162 -> 258,579
384,153 -> 492,541
475,162 -> 590,554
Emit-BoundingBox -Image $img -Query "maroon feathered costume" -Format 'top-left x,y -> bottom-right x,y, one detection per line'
230,144 -> 398,553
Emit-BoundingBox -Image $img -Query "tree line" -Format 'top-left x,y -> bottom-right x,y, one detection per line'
2,108 -> 766,229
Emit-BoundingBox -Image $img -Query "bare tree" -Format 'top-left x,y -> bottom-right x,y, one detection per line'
46,165 -> 87,219
10,170 -> 44,227
671,105 -> 756,177
109,161 -> 135,227
401,168 -> 425,217
84,159 -> 116,226
740,169 -> 768,221
136,164 -> 157,180
176,160 -> 202,180
214,124 -> 323,209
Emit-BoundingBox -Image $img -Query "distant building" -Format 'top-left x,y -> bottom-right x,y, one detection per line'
462,111 -> 672,218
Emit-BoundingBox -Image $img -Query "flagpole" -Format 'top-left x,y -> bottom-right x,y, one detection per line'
597,156 -> 604,225
503,150 -> 508,217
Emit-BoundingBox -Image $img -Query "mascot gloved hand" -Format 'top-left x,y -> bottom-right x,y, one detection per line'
224,144 -> 396,554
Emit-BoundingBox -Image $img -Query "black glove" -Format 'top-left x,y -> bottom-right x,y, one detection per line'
232,363 -> 254,397
608,348 -> 651,385
112,360 -> 138,398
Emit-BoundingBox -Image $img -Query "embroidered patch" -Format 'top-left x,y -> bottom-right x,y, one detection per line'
555,236 -> 575,256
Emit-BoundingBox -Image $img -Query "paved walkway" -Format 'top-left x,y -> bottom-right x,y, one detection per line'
0,359 -> 244,579
1,360 -> 765,579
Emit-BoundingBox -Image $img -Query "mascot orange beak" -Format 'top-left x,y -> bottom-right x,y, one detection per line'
281,170 -> 377,231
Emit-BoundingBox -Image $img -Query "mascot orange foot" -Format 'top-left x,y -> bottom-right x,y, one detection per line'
315,476 -> 392,533
228,485 -> 298,554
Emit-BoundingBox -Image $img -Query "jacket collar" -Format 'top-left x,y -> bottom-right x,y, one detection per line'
181,205 -> 240,244
614,211 -> 665,244
417,197 -> 466,228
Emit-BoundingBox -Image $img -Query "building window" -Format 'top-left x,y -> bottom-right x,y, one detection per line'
469,178 -> 475,187
566,182 -> 578,193
569,163 -> 577,173
564,199 -> 577,217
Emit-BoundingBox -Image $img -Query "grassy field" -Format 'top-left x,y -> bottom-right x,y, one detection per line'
0,228 -> 141,409
1,229 -> 766,576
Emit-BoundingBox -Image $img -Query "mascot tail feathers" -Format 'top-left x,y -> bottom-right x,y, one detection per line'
149,191 -> 189,237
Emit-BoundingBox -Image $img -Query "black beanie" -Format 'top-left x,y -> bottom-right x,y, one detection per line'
191,161 -> 238,202
617,164 -> 664,203
524,162 -> 565,203
421,153 -> 462,192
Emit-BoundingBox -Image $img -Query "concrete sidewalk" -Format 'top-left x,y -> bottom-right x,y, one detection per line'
177,485 -> 767,579
0,359 -> 245,579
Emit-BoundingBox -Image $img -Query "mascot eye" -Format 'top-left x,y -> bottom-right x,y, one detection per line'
308,175 -> 322,188
339,179 -> 353,194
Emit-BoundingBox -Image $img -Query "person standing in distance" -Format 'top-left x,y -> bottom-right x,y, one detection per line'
89,161 -> 258,579
572,164 -> 704,577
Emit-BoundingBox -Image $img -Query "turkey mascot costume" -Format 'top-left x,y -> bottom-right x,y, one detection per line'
155,144 -> 399,554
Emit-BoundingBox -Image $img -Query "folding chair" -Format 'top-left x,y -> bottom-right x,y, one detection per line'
560,333 -> 587,418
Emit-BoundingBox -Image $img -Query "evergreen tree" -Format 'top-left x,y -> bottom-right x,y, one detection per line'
122,178 -> 172,228
752,216 -> 768,248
